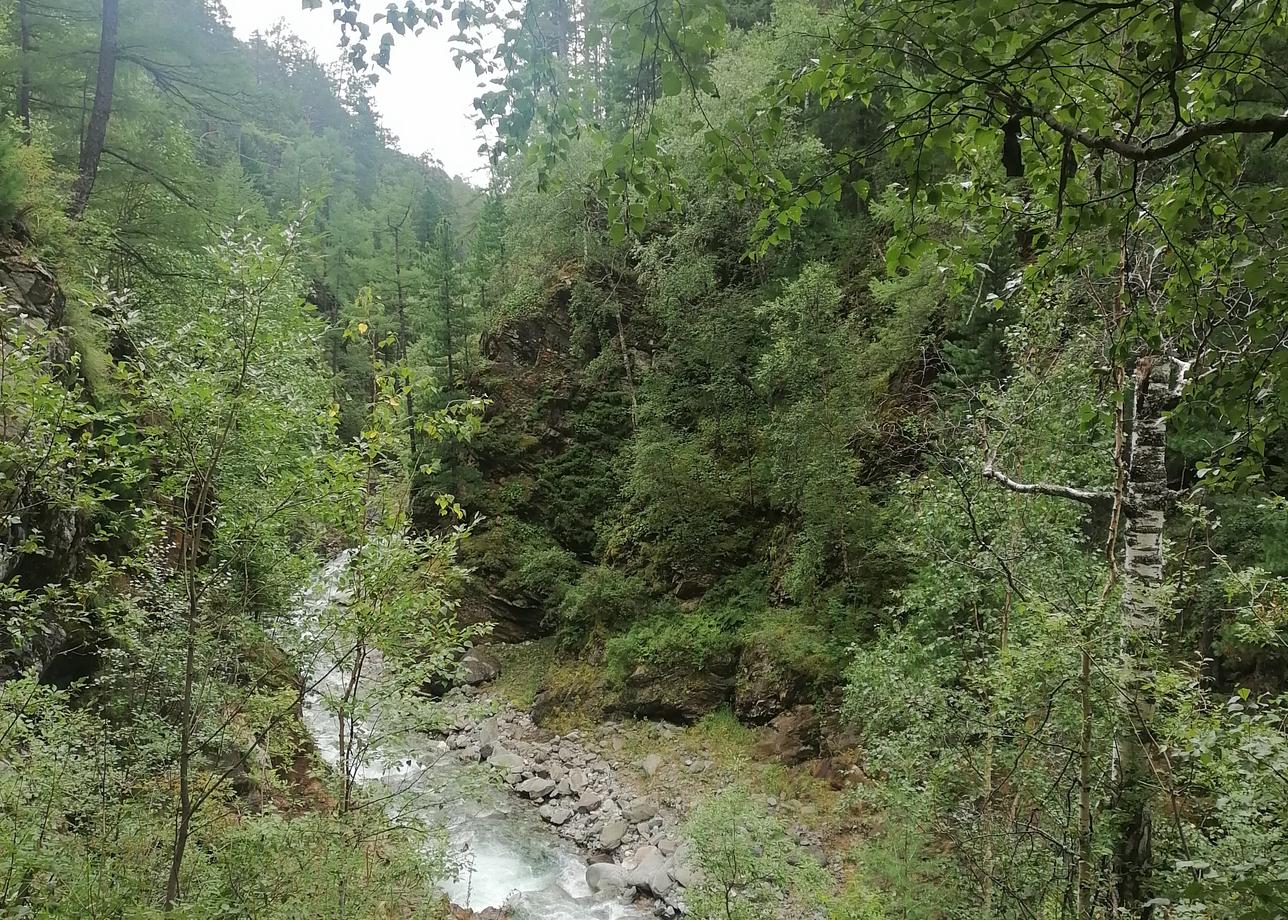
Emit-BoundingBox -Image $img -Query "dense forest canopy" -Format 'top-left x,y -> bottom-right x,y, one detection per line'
0,0 -> 1286,919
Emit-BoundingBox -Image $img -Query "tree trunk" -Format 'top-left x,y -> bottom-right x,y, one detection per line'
68,0 -> 120,219
18,0 -> 32,142
391,223 -> 418,455
164,580 -> 199,910
1114,354 -> 1172,917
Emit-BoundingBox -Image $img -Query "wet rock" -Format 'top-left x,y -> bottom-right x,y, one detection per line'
648,868 -> 675,898
449,903 -> 509,920
586,862 -> 629,892
625,845 -> 667,893
540,805 -> 573,826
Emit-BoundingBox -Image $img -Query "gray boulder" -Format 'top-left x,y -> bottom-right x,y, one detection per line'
624,799 -> 656,823
640,753 -> 664,777
540,805 -> 573,826
517,777 -> 556,799
487,745 -> 525,772
599,819 -> 629,850
586,862 -> 629,892
461,646 -> 502,685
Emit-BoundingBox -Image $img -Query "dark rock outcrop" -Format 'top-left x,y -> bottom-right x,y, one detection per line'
461,646 -> 502,685
0,239 -> 99,683
733,637 -> 814,724
610,662 -> 735,723
753,704 -> 822,765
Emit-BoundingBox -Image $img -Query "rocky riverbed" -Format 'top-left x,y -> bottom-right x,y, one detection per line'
432,680 -> 702,916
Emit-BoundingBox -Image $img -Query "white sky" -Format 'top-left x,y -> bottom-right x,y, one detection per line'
220,0 -> 489,184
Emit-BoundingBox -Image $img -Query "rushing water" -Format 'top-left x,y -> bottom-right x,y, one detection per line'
294,553 -> 647,920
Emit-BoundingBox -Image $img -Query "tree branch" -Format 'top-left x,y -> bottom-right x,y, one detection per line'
1016,104 -> 1288,161
982,462 -> 1114,509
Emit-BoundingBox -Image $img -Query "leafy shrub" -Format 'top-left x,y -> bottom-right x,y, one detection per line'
683,787 -> 828,920
557,564 -> 653,646
741,609 -> 847,686
509,543 -> 581,610
0,127 -> 24,224
604,606 -> 741,683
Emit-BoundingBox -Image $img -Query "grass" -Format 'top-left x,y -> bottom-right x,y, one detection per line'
490,638 -> 558,707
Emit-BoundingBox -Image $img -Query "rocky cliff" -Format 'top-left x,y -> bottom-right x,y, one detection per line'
0,240 -> 97,683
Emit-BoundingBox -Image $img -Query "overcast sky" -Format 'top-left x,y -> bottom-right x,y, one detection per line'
220,0 -> 489,184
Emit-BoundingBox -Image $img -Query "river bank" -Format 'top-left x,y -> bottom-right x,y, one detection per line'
428,640 -> 851,917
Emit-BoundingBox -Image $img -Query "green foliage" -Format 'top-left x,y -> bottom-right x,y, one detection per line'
683,787 -> 829,920
557,565 -> 654,646
604,607 -> 740,684
0,126 -> 24,223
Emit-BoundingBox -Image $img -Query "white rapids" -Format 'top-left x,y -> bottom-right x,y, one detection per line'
292,553 -> 647,920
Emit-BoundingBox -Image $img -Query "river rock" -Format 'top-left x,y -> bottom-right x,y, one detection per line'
624,799 -> 656,822
625,845 -> 667,892
599,818 -> 629,850
568,768 -> 588,793
540,805 -> 573,826
488,745 -> 525,772
517,777 -> 556,799
586,862 -> 629,892
648,868 -> 675,897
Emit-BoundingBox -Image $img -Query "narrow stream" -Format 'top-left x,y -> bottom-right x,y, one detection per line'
293,554 -> 647,920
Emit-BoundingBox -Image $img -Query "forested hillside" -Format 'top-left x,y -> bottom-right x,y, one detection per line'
3,0 -> 1288,918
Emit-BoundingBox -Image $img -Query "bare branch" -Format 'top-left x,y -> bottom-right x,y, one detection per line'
982,462 -> 1114,509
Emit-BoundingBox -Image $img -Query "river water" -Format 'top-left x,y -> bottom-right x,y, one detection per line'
293,553 -> 646,920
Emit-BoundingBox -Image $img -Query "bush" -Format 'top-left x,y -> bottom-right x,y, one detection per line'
683,787 -> 828,920
604,606 -> 741,683
741,609 -> 847,686
509,543 -> 581,609
557,564 -> 653,646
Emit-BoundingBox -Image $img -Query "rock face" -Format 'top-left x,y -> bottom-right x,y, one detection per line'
0,240 -> 97,685
753,704 -> 822,765
610,662 -> 736,723
733,638 -> 814,724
